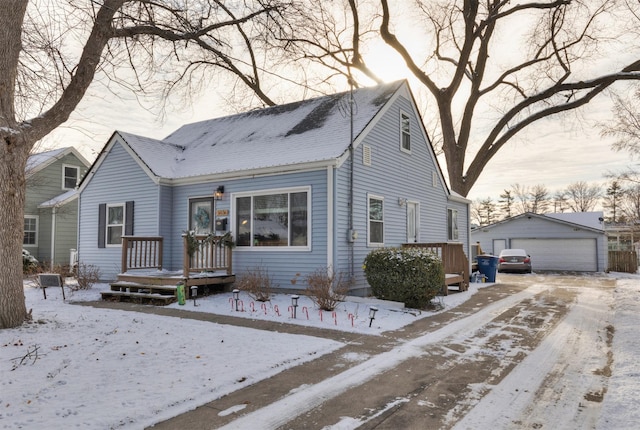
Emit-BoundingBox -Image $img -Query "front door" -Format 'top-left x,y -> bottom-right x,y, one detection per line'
406,201 -> 419,243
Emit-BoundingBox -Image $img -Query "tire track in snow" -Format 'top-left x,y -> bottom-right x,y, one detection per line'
453,281 -> 614,430
217,284 -> 550,429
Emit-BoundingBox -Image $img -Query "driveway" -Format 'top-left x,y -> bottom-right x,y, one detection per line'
147,273 -> 621,429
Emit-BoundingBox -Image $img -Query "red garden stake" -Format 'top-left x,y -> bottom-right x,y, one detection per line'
319,310 -> 323,322
302,306 -> 309,320
228,297 -> 234,310
239,300 -> 244,312
348,313 -> 355,327
250,302 -> 256,313
332,311 -> 337,325
261,303 -> 267,315
274,304 -> 281,316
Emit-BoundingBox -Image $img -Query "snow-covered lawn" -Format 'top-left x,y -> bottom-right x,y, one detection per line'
0,272 -> 638,429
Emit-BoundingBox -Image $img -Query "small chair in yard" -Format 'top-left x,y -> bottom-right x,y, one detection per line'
37,274 -> 66,300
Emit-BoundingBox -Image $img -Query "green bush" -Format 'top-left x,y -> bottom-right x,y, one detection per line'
363,247 -> 444,309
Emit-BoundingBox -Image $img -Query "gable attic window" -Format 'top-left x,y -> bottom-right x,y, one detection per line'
23,215 -> 38,246
400,111 -> 411,152
368,194 -> 384,246
447,208 -> 459,241
98,201 -> 134,248
62,164 -> 80,190
234,187 -> 310,249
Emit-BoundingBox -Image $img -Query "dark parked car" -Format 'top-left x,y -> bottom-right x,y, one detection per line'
498,249 -> 532,273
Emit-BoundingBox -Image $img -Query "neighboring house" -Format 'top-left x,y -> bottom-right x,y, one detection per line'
77,80 -> 471,294
471,211 -> 607,272
25,147 -> 91,267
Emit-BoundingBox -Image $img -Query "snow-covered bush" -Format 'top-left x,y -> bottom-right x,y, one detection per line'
363,247 -> 444,309
22,249 -> 38,274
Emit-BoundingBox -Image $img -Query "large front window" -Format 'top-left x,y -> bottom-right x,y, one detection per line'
235,188 -> 309,248
107,204 -> 124,245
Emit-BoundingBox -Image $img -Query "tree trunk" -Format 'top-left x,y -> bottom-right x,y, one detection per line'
0,0 -> 29,329
0,137 -> 29,329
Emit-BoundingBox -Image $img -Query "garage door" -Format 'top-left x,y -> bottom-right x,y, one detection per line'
510,238 -> 598,271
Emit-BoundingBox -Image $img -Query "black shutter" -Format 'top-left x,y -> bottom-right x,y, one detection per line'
98,204 -> 106,248
125,201 -> 134,236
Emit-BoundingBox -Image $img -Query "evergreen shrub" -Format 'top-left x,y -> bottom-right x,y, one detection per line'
363,247 -> 444,309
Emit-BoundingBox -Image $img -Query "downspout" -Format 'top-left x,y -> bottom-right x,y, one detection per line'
348,82 -> 355,284
50,206 -> 57,270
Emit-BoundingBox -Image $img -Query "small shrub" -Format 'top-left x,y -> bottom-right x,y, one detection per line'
75,263 -> 101,290
22,250 -> 39,275
305,268 -> 351,311
363,247 -> 444,309
235,266 -> 275,301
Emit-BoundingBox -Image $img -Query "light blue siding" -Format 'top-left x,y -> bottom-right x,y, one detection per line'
171,170 -> 329,288
333,94 -> 458,292
78,141 -> 160,280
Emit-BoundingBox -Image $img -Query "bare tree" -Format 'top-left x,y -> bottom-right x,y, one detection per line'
276,0 -> 640,196
563,181 -> 602,212
512,183 -> 532,215
620,184 -> 640,223
0,0 -> 290,329
552,190 -> 569,213
529,184 -> 550,214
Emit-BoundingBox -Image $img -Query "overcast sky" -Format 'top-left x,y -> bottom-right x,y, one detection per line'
38,72 -> 633,208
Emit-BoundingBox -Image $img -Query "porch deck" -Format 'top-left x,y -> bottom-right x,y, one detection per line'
101,235 -> 235,304
402,242 -> 469,296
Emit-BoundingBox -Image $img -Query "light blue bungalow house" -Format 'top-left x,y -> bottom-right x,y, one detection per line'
77,80 -> 471,299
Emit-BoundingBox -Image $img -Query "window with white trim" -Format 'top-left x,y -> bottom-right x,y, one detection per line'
447,208 -> 459,241
106,203 -> 125,246
400,112 -> 411,152
235,187 -> 309,248
368,195 -> 384,245
62,164 -> 80,190
23,216 -> 38,246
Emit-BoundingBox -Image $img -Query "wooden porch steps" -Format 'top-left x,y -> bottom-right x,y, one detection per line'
101,283 -> 178,305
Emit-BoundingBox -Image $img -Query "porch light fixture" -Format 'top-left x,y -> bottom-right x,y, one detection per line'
215,185 -> 225,200
191,286 -> 198,306
291,295 -> 299,318
368,306 -> 378,327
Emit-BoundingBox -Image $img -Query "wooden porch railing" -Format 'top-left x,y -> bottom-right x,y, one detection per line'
403,242 -> 469,294
121,236 -> 163,273
182,234 -> 233,276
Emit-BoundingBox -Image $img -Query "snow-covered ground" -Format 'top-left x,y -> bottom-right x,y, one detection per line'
0,272 -> 638,429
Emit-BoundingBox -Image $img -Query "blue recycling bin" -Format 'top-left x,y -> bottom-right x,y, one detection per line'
477,255 -> 499,283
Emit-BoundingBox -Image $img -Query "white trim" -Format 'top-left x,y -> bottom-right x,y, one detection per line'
106,202 -> 125,247
23,215 -> 39,247
232,186 -> 312,251
367,193 -> 385,247
62,164 -> 80,190
406,200 -> 420,243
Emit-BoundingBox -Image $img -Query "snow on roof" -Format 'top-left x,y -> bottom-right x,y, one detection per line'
115,81 -> 404,179
26,147 -> 69,172
38,189 -> 78,208
545,211 -> 604,231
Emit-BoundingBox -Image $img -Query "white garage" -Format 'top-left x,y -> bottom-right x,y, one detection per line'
511,238 -> 598,271
471,212 -> 607,272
